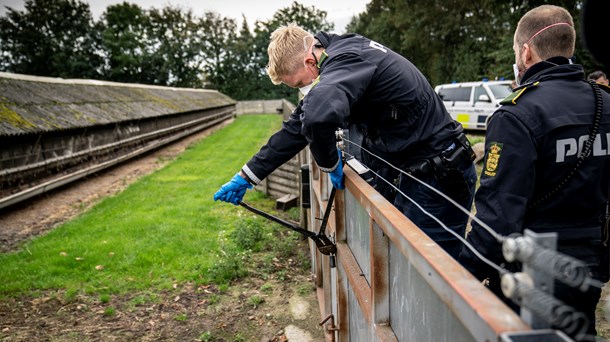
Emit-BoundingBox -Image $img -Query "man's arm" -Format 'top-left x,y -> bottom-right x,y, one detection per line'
459,110 -> 538,279
301,53 -> 377,171
214,107 -> 309,205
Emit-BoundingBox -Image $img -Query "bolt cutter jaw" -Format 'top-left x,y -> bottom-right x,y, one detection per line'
313,234 -> 337,255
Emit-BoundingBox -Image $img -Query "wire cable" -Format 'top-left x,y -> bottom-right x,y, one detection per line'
342,137 -> 505,243
340,134 -> 603,337
343,150 -> 507,275
342,140 -> 604,290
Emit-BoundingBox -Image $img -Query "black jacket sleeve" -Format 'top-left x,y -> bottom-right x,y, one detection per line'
301,53 -> 377,171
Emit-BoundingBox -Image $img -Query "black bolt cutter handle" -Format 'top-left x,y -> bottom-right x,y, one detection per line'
238,201 -> 315,238
238,187 -> 337,256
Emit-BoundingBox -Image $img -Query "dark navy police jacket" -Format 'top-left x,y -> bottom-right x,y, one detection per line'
241,32 -> 462,184
460,57 -> 610,279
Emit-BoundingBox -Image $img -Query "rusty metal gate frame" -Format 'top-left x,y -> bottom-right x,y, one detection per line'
306,155 -> 532,341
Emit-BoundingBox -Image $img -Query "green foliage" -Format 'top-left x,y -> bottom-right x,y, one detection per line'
103,307 -> 116,316
96,3 -> 207,86
271,228 -> 301,259
3,2 -> 599,106
96,2 -> 149,83
99,293 -> 110,303
207,294 -> 220,305
128,292 -> 158,308
230,218 -> 266,252
347,0 -> 600,86
467,133 -> 485,146
297,283 -> 313,296
199,331 -> 215,342
174,313 -> 188,321
248,295 -> 264,308
259,283 -> 273,293
0,0 -> 102,78
206,247 -> 250,285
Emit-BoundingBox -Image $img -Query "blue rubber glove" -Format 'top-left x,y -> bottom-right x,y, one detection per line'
213,173 -> 253,205
329,149 -> 344,190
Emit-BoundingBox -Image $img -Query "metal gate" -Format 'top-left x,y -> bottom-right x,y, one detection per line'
305,152 -> 536,341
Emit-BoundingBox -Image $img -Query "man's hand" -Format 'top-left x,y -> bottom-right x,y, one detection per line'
213,173 -> 253,205
329,149 -> 344,190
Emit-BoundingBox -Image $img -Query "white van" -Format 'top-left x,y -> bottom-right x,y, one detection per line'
434,80 -> 513,131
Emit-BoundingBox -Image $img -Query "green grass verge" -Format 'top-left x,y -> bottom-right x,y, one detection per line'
0,114 -> 288,297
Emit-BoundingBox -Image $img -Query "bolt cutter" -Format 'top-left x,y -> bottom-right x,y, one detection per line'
239,187 -> 337,256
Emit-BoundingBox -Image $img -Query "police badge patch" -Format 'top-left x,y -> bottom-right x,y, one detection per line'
484,142 -> 503,177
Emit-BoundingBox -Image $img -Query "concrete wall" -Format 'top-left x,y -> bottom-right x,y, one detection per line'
235,99 -> 295,116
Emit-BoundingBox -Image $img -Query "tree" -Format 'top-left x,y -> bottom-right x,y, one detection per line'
199,11 -> 239,91
245,1 -> 334,103
0,0 -> 102,78
98,3 -> 210,88
346,0 -> 593,86
146,6 -> 207,87
205,16 -> 262,100
199,1 -> 335,102
97,2 -> 149,83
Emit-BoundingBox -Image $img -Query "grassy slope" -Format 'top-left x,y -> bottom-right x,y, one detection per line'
0,115 -> 283,297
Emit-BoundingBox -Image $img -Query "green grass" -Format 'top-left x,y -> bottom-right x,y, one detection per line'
467,132 -> 485,146
0,114 -> 284,297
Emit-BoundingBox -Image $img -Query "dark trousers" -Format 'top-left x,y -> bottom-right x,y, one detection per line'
393,160 -> 477,259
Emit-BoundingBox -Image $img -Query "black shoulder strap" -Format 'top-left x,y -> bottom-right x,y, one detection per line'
528,80 -> 604,210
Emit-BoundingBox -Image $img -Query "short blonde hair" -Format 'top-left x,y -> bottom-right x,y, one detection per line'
515,5 -> 575,60
267,23 -> 312,85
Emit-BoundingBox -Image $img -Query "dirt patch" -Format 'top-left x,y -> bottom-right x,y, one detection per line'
0,263 -> 325,341
0,121 -> 325,341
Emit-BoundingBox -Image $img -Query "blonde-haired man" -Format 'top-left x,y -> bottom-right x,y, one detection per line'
460,5 -> 610,339
215,23 -> 477,260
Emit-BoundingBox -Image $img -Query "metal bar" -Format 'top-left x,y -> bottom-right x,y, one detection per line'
239,201 -> 314,237
337,242 -> 372,322
318,187 -> 336,236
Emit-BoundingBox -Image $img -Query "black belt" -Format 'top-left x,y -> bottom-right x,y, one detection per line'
405,134 -> 475,175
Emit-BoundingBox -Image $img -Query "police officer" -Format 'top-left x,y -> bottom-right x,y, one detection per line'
458,5 -> 610,339
587,70 -> 609,85
214,23 -> 477,259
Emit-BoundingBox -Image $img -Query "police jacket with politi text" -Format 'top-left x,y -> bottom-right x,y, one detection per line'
460,57 -> 610,278
241,32 -> 462,184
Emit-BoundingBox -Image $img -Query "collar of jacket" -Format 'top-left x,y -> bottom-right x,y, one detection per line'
520,56 -> 584,85
314,32 -> 331,48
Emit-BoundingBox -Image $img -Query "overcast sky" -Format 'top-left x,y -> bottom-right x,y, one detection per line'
0,0 -> 370,33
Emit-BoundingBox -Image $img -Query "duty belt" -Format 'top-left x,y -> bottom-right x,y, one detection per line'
405,134 -> 475,175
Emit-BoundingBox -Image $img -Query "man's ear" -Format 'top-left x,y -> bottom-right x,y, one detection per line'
522,43 -> 540,67
303,54 -> 316,67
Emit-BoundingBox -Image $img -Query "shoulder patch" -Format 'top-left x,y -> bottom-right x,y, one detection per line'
484,142 -> 503,177
500,81 -> 540,105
